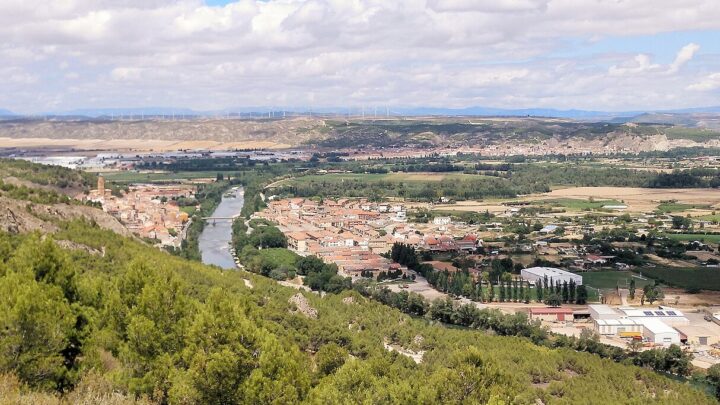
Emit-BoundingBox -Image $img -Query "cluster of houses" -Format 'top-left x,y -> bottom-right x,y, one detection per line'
257,198 -> 482,279
81,176 -> 192,246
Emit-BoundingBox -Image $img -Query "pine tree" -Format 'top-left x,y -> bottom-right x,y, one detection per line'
536,279 -> 543,302
523,282 -> 531,304
562,281 -> 569,303
576,285 -> 588,304
629,279 -> 636,300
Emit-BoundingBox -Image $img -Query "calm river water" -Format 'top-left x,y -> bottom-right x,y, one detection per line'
198,187 -> 244,269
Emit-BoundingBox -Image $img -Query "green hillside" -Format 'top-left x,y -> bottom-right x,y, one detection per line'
0,161 -> 717,404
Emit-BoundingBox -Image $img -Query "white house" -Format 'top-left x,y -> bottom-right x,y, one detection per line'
539,225 -> 558,234
433,216 -> 451,226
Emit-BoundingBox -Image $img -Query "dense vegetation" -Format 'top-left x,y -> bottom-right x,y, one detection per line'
0,161 -> 718,403
277,162 -> 720,202
0,159 -> 95,190
1,221 -> 716,404
639,267 -> 720,292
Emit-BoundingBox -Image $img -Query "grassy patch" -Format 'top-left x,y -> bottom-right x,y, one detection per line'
698,214 -> 720,223
581,271 -> 655,290
656,202 -> 711,213
537,198 -> 623,210
257,248 -> 299,269
663,233 -> 720,243
180,206 -> 197,215
664,127 -> 720,142
103,170 -> 228,183
292,172 -> 479,185
638,267 -> 720,291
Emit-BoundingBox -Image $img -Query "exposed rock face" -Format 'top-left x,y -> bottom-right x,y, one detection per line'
55,240 -> 104,256
342,296 -> 356,305
288,293 -> 318,319
0,117 -> 325,147
0,196 -> 131,237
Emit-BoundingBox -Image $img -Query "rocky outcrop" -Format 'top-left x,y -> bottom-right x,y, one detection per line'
288,293 -> 318,319
0,196 -> 131,237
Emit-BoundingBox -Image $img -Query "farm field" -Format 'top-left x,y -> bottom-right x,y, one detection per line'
663,233 -> 720,243
580,270 -> 655,290
536,198 -> 623,211
535,187 -> 720,213
0,137 -> 288,151
291,172 -> 480,184
656,202 -> 712,213
102,170 -> 222,183
637,266 -> 720,291
433,187 -> 720,214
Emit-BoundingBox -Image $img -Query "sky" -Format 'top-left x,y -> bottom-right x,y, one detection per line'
1,0 -> 720,114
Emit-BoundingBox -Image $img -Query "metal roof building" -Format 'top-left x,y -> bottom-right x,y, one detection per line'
520,267 -> 583,286
617,306 -> 689,326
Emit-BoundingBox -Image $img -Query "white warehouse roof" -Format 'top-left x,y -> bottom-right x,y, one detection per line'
639,319 -> 677,335
618,307 -> 685,318
589,304 -> 617,316
521,267 -> 583,284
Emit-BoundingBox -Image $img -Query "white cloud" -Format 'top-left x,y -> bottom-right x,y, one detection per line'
609,54 -> 661,76
0,0 -> 719,112
669,42 -> 700,73
687,73 -> 720,91
609,43 -> 701,77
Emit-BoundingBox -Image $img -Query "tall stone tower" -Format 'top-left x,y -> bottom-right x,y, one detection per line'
97,175 -> 105,196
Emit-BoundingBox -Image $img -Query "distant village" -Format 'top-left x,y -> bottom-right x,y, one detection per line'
79,176 -> 194,247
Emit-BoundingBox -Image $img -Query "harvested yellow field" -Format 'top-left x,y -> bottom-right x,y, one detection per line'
0,137 -> 290,151
538,187 -> 720,212
432,187 -> 720,214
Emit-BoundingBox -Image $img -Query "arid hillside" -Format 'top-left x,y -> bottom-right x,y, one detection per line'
0,116 -> 719,152
0,117 -> 327,150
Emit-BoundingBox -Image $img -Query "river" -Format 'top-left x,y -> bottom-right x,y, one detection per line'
198,187 -> 244,269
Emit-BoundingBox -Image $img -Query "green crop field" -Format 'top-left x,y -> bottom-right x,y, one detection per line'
537,198 -> 623,210
656,202 -> 711,213
664,233 -> 720,243
102,170 -> 225,183
638,266 -> 720,291
581,271 -> 655,290
291,172 -> 480,185
698,214 -> 720,222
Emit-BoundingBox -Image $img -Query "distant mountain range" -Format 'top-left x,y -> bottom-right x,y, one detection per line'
2,105 -> 720,121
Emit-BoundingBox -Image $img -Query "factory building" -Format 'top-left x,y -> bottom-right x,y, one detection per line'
588,304 -> 618,320
594,319 -> 643,337
616,306 -> 689,326
674,326 -> 720,347
640,319 -> 680,346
